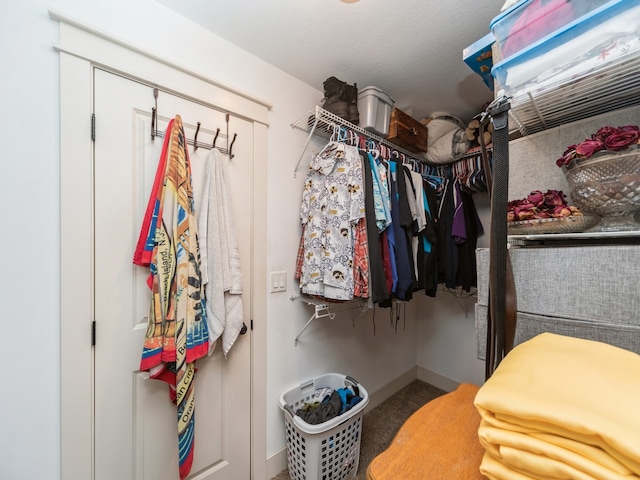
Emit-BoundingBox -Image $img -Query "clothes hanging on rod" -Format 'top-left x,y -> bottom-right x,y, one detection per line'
295,139 -> 485,307
382,159 -> 416,303
361,152 -> 389,304
292,106 -> 490,191
417,150 -> 489,194
292,106 -> 427,176
417,178 -> 440,297
297,141 -> 366,301
436,178 -> 484,292
293,110 -> 486,317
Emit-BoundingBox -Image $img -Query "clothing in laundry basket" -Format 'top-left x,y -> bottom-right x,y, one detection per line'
295,387 -> 363,425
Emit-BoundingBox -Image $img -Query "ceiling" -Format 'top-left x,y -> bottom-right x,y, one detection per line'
155,0 -> 507,123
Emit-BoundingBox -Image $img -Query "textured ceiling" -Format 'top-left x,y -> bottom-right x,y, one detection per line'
155,0 -> 506,123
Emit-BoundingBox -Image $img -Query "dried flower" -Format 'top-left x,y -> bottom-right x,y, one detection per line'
553,205 -> 572,218
574,139 -> 604,158
527,190 -> 544,205
507,189 -> 579,222
604,130 -> 639,151
543,189 -> 565,206
556,125 -> 640,167
592,126 -> 618,143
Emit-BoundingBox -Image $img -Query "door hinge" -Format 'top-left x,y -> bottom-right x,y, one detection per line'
91,113 -> 96,142
92,320 -> 96,346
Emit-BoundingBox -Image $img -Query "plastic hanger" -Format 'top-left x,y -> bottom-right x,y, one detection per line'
367,139 -> 380,160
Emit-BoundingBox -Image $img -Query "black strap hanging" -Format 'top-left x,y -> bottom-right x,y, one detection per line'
480,96 -> 518,380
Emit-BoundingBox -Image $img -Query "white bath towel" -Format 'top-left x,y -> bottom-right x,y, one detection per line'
194,148 -> 244,356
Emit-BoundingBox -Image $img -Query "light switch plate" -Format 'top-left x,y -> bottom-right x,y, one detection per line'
270,271 -> 287,293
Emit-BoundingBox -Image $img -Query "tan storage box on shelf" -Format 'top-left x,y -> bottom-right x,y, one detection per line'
386,108 -> 428,154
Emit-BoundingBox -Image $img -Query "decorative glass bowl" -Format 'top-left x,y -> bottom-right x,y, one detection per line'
563,146 -> 640,232
507,215 -> 600,235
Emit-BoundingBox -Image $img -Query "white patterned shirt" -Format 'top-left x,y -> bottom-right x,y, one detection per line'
300,143 -> 365,300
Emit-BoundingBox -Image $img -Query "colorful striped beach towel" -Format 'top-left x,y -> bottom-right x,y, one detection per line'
134,115 -> 209,479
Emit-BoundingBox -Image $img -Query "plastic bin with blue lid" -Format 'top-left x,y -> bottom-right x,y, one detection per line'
491,0 -> 640,97
463,32 -> 496,91
491,0 -> 614,60
279,373 -> 369,480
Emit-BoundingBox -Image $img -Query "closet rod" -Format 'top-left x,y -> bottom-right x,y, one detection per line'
291,106 -> 430,176
292,106 -> 490,189
460,144 -> 492,160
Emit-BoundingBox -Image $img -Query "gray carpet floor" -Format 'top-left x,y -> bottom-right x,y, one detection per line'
270,379 -> 447,480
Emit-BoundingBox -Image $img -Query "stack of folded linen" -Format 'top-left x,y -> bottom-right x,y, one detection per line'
474,332 -> 640,480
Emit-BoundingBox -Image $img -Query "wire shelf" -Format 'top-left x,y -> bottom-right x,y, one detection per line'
291,106 -> 430,175
507,50 -> 640,136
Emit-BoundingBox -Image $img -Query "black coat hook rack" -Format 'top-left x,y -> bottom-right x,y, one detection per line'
150,88 -> 237,159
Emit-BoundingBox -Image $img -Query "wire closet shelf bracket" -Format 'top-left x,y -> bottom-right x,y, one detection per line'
290,295 -> 370,346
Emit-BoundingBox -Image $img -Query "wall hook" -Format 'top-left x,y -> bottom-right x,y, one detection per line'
151,107 -> 156,140
229,133 -> 237,159
151,87 -> 159,140
212,128 -> 220,148
193,121 -> 201,150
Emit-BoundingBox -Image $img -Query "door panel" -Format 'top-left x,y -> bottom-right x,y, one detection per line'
93,68 -> 251,480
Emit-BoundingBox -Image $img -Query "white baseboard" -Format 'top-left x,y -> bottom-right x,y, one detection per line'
266,448 -> 287,480
266,366 -> 458,479
416,365 -> 460,393
363,366 -> 417,413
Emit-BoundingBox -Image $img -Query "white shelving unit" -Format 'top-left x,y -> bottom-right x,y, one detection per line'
506,50 -> 640,136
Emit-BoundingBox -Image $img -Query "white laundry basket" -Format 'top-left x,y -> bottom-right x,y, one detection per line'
278,373 -> 369,480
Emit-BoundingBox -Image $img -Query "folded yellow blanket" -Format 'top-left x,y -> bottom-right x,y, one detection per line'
474,333 -> 640,480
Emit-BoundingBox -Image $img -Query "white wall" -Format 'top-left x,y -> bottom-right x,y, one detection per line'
508,105 -> 640,201
415,193 -> 491,388
1,1 -> 423,479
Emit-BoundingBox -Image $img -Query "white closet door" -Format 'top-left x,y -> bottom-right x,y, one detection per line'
93,67 -> 252,480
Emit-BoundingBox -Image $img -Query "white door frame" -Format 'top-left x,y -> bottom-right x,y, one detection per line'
52,11 -> 269,479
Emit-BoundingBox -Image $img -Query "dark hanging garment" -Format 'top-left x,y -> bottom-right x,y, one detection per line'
379,229 -> 393,296
402,165 -> 420,237
437,180 -> 459,289
422,181 -> 439,247
361,152 -> 389,304
456,188 -> 483,291
388,161 -> 414,301
421,181 -> 440,297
